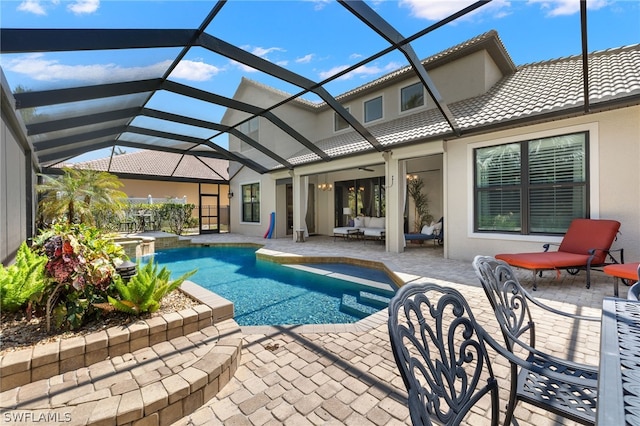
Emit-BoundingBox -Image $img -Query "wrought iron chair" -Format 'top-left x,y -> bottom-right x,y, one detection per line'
473,255 -> 599,425
387,282 -> 501,425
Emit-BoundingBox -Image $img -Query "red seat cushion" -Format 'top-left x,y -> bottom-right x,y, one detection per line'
495,252 -> 592,270
496,219 -> 621,272
558,219 -> 620,264
603,263 -> 640,281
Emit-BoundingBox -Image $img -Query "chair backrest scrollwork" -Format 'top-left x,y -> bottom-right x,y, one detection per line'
472,255 -> 536,352
388,282 -> 499,426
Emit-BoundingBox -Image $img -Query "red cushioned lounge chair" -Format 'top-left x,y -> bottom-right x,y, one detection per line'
603,262 -> 639,297
496,218 -> 622,290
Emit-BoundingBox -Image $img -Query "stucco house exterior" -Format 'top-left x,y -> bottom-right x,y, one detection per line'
222,30 -> 640,262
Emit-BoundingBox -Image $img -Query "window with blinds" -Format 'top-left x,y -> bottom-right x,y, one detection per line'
474,132 -> 588,234
241,183 -> 260,223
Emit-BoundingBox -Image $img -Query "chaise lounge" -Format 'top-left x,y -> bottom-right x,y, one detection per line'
495,218 -> 622,290
404,217 -> 443,246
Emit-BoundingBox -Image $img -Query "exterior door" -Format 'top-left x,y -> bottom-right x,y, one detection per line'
199,194 -> 219,234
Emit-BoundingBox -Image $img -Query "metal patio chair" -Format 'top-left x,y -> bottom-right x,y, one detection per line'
473,255 -> 599,425
388,282 -> 501,426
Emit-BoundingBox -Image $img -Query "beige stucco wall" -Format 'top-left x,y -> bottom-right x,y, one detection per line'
229,167 -> 278,238
444,106 -> 640,263
315,49 -> 502,143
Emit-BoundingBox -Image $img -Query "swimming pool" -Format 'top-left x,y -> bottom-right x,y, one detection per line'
143,246 -> 396,326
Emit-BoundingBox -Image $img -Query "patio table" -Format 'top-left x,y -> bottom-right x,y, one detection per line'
597,297 -> 640,425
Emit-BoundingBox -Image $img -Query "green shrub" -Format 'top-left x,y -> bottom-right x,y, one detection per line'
108,261 -> 196,315
159,203 -> 196,235
0,242 -> 48,312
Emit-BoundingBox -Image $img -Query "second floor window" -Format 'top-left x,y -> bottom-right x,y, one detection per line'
401,82 -> 424,112
364,96 -> 383,123
238,117 -> 259,151
334,106 -> 350,132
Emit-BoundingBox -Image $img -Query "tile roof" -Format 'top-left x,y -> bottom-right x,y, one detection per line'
285,43 -> 640,167
58,150 -> 229,181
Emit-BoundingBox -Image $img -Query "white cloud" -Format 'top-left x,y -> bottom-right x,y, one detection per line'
319,65 -> 350,80
310,0 -> 331,11
5,54 -> 221,84
17,0 -> 47,15
296,54 -> 314,64
319,61 -> 402,81
171,60 -> 222,82
231,46 -> 287,73
528,0 -> 609,16
399,0 -> 511,21
67,0 -> 100,15
17,0 -> 98,15
250,46 -> 286,58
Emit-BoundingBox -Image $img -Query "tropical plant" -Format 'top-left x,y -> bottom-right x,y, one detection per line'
407,176 -> 433,232
108,261 -> 196,315
32,223 -> 126,330
0,242 -> 48,312
37,167 -> 127,225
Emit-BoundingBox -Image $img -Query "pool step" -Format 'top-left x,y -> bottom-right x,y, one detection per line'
359,291 -> 392,309
340,294 -> 382,318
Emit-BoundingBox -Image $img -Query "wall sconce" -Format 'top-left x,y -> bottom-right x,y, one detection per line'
407,174 -> 418,181
228,191 -> 234,198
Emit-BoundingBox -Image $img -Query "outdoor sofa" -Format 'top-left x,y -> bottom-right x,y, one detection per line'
333,216 -> 385,242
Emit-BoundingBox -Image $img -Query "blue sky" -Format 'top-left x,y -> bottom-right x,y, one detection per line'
1,0 -> 638,162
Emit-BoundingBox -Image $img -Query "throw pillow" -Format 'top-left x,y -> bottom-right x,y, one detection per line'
432,221 -> 443,234
353,217 -> 364,227
421,225 -> 435,235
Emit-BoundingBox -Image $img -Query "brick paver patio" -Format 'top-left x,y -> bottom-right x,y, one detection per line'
171,233 -> 618,426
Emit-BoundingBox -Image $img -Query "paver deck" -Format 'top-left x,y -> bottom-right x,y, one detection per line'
171,233 -> 616,426
2,232 -> 627,425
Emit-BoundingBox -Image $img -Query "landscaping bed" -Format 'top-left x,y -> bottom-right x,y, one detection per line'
0,290 -> 198,355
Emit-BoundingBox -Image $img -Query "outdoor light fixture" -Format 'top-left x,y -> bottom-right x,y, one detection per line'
318,174 -> 332,191
116,260 -> 137,282
407,174 -> 418,181
228,191 -> 234,198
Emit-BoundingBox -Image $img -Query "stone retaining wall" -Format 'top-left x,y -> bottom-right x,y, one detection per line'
0,282 -> 234,393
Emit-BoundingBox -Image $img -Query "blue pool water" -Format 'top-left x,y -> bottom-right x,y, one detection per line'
142,246 -> 396,326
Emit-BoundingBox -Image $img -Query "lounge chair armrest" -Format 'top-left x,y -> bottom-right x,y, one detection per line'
606,247 -> 624,264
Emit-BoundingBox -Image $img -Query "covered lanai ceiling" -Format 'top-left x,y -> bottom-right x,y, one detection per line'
1,0 -> 638,179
